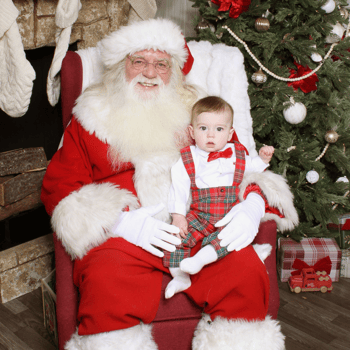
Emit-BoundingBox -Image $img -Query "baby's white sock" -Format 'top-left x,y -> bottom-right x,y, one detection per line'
180,244 -> 218,275
165,267 -> 191,299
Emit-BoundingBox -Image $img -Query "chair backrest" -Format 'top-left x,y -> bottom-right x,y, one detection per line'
61,41 -> 258,156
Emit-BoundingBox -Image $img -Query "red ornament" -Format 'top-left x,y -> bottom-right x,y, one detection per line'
211,0 -> 251,19
288,62 -> 319,93
332,48 -> 350,62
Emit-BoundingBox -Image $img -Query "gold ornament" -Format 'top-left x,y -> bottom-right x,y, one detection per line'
282,33 -> 294,42
325,130 -> 339,143
251,68 -> 267,85
195,19 -> 215,34
340,7 -> 349,19
255,17 -> 270,32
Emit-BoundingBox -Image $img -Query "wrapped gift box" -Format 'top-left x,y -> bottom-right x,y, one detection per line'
278,238 -> 341,282
340,250 -> 350,278
327,213 -> 350,249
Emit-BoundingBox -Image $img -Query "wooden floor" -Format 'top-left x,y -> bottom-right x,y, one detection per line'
0,288 -> 56,350
278,277 -> 350,350
0,278 -> 349,350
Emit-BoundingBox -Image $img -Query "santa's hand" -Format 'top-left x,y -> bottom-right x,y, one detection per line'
111,204 -> 181,257
215,193 -> 265,252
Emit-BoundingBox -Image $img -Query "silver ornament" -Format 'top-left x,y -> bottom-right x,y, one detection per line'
251,68 -> 267,85
325,130 -> 339,143
306,170 -> 319,184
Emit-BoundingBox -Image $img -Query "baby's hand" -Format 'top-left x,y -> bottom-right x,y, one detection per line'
171,213 -> 188,239
259,145 -> 274,164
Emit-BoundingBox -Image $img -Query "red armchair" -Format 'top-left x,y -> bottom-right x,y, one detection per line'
54,49 -> 280,350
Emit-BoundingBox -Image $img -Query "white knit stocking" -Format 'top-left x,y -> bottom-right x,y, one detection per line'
0,1 -> 36,118
47,0 -> 82,106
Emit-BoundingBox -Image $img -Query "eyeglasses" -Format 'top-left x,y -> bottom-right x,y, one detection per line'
128,56 -> 171,74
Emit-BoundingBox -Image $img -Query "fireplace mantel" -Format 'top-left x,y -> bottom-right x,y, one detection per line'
14,0 -> 130,51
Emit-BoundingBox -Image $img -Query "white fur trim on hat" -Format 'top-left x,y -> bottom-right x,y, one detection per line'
97,18 -> 188,68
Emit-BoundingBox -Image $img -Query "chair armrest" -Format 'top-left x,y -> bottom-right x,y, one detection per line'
253,220 -> 279,319
60,51 -> 83,130
53,233 -> 79,350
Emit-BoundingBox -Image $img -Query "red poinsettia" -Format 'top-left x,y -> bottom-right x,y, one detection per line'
211,0 -> 251,19
288,62 -> 319,93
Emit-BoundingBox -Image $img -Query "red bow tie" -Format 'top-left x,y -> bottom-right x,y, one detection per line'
207,148 -> 233,162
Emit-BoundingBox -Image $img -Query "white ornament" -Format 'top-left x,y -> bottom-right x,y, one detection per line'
283,97 -> 307,124
325,22 -> 345,43
306,170 -> 319,184
336,176 -> 349,183
321,0 -> 336,13
310,45 -> 322,62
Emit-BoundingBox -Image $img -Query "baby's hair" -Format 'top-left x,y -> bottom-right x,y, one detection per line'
191,96 -> 234,125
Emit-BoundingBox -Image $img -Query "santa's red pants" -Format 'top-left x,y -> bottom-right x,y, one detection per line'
74,238 -> 270,335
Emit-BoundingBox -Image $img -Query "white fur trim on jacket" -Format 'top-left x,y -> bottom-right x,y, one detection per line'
51,183 -> 139,259
97,18 -> 188,69
192,315 -> 285,350
239,171 -> 299,232
65,323 -> 157,350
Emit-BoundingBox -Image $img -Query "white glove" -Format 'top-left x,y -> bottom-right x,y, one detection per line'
111,203 -> 181,258
215,193 -> 265,252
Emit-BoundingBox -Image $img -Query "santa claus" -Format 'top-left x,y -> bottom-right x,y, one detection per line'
41,18 -> 297,349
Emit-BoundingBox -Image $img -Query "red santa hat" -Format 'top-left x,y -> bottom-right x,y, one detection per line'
97,18 -> 194,75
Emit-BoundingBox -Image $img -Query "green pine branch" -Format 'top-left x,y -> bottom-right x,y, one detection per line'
189,0 -> 350,241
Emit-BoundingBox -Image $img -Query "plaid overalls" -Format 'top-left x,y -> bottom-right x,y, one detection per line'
163,142 -> 246,268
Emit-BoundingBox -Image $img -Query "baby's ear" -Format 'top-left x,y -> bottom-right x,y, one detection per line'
188,124 -> 195,140
228,127 -> 235,141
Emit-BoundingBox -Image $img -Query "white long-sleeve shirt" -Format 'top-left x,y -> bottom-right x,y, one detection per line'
168,144 -> 268,216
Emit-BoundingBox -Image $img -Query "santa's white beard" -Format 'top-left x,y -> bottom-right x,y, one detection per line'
107,73 -> 192,167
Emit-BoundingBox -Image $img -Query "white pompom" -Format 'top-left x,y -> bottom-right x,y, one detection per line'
283,97 -> 307,124
306,170 -> 319,184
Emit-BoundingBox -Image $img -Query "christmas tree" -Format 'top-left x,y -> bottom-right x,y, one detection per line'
189,0 -> 350,240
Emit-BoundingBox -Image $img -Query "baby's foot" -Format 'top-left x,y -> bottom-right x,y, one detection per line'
180,257 -> 204,275
165,274 -> 191,299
